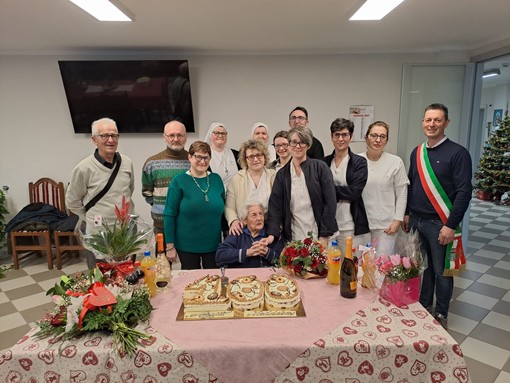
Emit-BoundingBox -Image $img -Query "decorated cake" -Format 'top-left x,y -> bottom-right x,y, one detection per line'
183,274 -> 221,300
264,273 -> 301,311
183,290 -> 231,313
227,275 -> 265,313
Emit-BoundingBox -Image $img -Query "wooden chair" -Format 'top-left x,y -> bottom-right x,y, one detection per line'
10,178 -> 66,269
53,212 -> 84,269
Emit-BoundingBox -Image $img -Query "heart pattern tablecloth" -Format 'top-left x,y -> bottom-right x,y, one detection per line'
0,325 -> 219,383
273,297 -> 471,383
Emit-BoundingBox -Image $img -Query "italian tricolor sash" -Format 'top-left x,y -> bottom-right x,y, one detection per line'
416,143 -> 466,276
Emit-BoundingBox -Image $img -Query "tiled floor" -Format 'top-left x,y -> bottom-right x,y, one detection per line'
0,198 -> 509,382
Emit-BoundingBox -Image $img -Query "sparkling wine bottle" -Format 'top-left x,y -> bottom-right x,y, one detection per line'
154,233 -> 172,291
340,236 -> 357,298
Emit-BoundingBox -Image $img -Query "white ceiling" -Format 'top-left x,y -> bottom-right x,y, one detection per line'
1,0 -> 509,55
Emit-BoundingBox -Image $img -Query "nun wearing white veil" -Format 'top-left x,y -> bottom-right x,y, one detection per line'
204,122 -> 240,191
250,122 -> 277,162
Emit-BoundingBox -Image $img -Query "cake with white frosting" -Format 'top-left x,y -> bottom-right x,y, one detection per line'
264,273 -> 300,311
227,275 -> 265,313
183,274 -> 221,300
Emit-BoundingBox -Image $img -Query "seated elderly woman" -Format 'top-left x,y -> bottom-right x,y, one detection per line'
216,201 -> 283,268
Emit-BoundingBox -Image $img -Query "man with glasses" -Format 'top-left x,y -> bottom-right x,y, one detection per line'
288,106 -> 324,159
142,120 -> 190,239
66,117 -> 135,268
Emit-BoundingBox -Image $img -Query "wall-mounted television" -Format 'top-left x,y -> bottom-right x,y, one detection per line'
58,60 -> 195,133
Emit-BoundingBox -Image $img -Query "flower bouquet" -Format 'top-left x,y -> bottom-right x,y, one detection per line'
279,233 -> 328,279
34,267 -> 153,356
375,230 -> 424,307
77,196 -> 153,275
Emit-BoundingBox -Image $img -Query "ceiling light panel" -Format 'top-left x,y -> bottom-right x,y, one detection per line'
350,0 -> 406,21
68,0 -> 133,21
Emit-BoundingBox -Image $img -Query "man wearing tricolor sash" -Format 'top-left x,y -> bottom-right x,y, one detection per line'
402,103 -> 472,330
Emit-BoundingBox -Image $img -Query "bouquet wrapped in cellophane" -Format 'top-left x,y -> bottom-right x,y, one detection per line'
375,230 -> 426,307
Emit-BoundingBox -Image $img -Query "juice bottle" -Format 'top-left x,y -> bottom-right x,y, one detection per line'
154,233 -> 172,291
327,240 -> 342,285
340,237 -> 357,298
140,250 -> 157,297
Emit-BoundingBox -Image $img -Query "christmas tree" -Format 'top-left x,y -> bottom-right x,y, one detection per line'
474,110 -> 510,203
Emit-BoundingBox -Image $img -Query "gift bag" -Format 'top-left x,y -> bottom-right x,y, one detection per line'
379,276 -> 420,307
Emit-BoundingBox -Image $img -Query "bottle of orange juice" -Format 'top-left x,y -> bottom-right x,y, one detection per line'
140,250 -> 157,297
327,240 -> 342,285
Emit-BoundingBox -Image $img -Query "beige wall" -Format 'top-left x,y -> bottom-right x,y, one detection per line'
0,52 -> 468,224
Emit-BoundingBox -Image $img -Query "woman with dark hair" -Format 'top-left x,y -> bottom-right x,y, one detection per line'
359,121 -> 409,254
265,126 -> 338,245
225,139 -> 275,235
163,141 -> 225,269
268,130 -> 291,172
322,118 -> 370,256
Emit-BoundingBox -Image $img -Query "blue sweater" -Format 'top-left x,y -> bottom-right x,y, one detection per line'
216,227 -> 284,268
406,139 -> 472,229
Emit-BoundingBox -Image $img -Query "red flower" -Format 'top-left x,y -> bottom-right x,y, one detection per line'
114,195 -> 131,225
280,233 -> 327,277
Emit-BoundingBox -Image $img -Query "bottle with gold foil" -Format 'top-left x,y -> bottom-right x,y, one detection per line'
340,236 -> 357,298
154,233 -> 172,292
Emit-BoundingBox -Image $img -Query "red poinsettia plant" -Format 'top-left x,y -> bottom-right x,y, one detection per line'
78,196 -> 153,262
279,233 -> 328,279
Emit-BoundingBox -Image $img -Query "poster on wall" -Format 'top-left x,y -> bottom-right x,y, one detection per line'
349,105 -> 374,141
493,109 -> 503,129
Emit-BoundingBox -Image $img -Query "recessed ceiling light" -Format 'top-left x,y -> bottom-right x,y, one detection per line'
68,0 -> 133,22
350,0 -> 406,21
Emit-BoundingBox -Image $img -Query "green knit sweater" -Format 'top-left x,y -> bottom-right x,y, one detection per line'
141,147 -> 190,229
163,172 -> 225,253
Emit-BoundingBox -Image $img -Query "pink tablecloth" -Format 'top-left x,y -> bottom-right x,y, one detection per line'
274,297 -> 471,383
0,325 -> 213,383
150,268 -> 378,383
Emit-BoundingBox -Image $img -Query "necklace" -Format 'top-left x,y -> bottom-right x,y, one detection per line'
190,173 -> 210,202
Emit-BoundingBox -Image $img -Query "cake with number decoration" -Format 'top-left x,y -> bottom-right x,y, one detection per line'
183,290 -> 231,313
227,275 -> 265,313
264,274 -> 301,311
183,275 -> 221,300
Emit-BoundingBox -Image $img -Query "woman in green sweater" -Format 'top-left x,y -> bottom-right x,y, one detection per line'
163,141 -> 225,269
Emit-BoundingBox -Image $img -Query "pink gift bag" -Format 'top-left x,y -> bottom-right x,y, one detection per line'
379,276 -> 420,307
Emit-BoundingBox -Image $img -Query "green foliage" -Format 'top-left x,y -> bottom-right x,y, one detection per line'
34,267 -> 154,357
475,111 -> 510,198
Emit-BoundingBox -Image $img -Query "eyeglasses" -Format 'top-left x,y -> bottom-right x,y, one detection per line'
290,116 -> 307,122
193,154 -> 211,163
164,133 -> 186,140
288,140 -> 307,148
332,132 -> 351,140
274,143 -> 289,150
95,133 -> 120,141
246,153 -> 264,161
368,133 -> 388,141
212,131 -> 228,137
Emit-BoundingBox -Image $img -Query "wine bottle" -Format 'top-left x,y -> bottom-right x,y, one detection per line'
154,233 -> 172,291
340,236 -> 357,298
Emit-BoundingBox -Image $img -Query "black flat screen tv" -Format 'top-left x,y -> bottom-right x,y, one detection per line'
58,60 -> 195,133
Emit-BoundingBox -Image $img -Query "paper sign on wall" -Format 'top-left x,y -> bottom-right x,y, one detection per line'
349,105 -> 374,141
